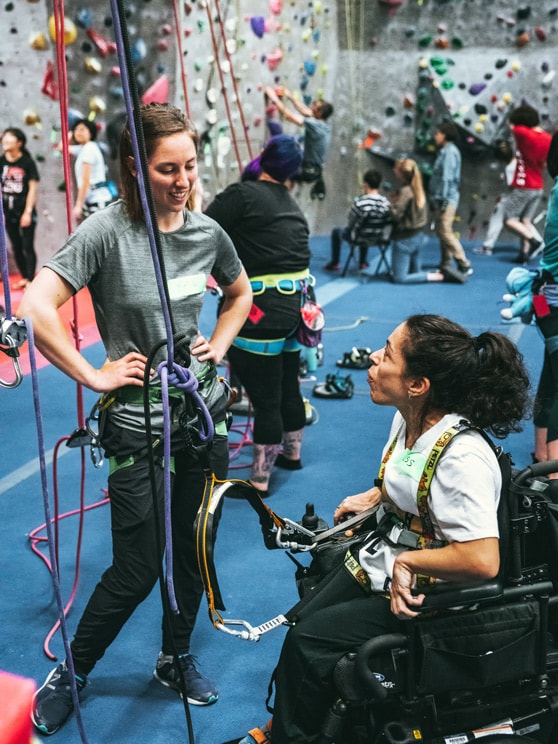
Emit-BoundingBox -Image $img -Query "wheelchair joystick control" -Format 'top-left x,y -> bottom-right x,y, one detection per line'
300,502 -> 329,535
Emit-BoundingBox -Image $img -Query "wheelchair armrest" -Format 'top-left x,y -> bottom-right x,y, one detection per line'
412,579 -> 503,612
355,633 -> 408,701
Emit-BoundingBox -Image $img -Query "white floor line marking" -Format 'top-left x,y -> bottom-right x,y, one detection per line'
0,445 -> 71,496
316,279 -> 359,307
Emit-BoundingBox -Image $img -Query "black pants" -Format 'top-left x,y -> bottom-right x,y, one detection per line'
535,307 -> 558,442
330,226 -> 367,266
70,436 -> 228,675
227,345 -> 305,444
271,564 -> 403,744
5,209 -> 37,281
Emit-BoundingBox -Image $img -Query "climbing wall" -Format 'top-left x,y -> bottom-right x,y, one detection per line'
0,0 -> 178,270
1,0 -> 558,270
172,1 -> 338,204
329,0 -> 558,243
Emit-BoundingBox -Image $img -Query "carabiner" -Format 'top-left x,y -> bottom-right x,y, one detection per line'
0,335 -> 23,389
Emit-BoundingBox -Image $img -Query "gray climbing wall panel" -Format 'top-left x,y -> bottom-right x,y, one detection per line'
1,0 -> 557,270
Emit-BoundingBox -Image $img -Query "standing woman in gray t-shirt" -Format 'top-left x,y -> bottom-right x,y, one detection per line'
19,103 -> 252,736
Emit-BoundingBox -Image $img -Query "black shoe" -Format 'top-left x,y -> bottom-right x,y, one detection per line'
512,252 -> 529,264
275,453 -> 302,470
32,661 -> 87,735
154,652 -> 218,705
440,266 -> 467,284
457,263 -> 474,276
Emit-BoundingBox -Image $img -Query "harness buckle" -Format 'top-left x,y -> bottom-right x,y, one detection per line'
275,518 -> 317,551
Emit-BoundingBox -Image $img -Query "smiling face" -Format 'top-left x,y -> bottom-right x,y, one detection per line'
146,131 -> 198,231
367,322 -> 412,408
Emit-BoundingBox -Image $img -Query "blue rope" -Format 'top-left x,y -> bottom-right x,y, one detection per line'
108,0 -> 215,623
109,0 -> 176,365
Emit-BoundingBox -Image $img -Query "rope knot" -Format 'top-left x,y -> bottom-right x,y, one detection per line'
159,361 -> 198,393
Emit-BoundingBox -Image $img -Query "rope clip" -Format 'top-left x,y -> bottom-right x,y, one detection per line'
215,614 -> 289,642
275,518 -> 317,551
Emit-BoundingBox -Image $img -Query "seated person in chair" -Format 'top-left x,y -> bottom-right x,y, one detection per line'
229,313 -> 530,744
325,169 -> 391,271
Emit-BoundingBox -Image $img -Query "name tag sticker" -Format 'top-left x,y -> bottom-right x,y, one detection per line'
167,274 -> 207,300
393,449 -> 426,481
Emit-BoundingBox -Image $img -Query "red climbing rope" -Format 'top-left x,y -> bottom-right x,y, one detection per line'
30,0 -> 93,660
173,0 -> 191,118
202,1 -> 244,169
212,0 -> 254,161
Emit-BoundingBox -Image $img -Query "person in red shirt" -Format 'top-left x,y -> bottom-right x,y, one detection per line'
505,104 -> 552,263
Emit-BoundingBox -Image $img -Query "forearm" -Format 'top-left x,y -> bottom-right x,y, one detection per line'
18,298 -> 98,388
24,180 -> 38,214
76,164 -> 92,208
396,538 -> 500,583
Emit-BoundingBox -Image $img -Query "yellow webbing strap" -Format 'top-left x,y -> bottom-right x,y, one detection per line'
194,476 -> 287,633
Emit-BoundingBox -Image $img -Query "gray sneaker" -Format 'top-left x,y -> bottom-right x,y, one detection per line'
32,661 -> 87,735
153,652 -> 218,705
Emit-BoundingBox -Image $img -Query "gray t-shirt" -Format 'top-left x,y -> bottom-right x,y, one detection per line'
46,200 -> 243,434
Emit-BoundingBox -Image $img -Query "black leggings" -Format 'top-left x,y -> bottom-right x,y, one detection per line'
70,436 -> 228,675
5,209 -> 37,281
227,344 -> 305,444
271,564 -> 403,744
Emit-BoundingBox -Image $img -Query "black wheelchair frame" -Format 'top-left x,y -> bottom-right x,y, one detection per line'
297,459 -> 558,744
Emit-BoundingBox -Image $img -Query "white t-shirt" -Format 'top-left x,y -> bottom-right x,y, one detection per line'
70,141 -> 106,190
358,411 -> 501,591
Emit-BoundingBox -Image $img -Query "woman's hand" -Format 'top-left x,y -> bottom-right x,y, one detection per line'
89,352 -> 152,393
190,332 -> 220,364
389,555 -> 424,620
20,211 -> 32,228
334,486 -> 381,525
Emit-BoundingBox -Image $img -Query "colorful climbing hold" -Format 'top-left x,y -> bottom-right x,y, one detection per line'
250,16 -> 265,38
48,15 -> 77,45
469,82 -> 486,96
29,32 -> 48,51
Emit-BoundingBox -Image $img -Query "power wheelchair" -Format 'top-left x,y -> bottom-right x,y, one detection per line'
289,458 -> 558,744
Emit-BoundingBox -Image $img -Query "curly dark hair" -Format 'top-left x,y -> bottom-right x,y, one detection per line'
402,314 -> 530,438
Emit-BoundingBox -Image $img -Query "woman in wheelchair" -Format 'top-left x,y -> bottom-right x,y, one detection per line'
231,313 -> 530,744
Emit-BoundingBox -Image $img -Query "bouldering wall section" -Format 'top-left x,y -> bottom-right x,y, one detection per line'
1,0 -> 558,270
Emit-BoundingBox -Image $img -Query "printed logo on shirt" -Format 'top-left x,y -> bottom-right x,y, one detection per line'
2,165 -> 25,195
167,273 -> 207,300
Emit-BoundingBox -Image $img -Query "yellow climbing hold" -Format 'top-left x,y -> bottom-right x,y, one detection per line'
29,32 -> 48,50
48,15 -> 77,45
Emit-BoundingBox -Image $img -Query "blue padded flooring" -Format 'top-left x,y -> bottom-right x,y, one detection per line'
0,234 -> 543,743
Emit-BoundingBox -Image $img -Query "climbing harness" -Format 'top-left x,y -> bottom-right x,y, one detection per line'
194,477 -> 379,641
193,421 -> 503,640
249,269 -> 314,296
